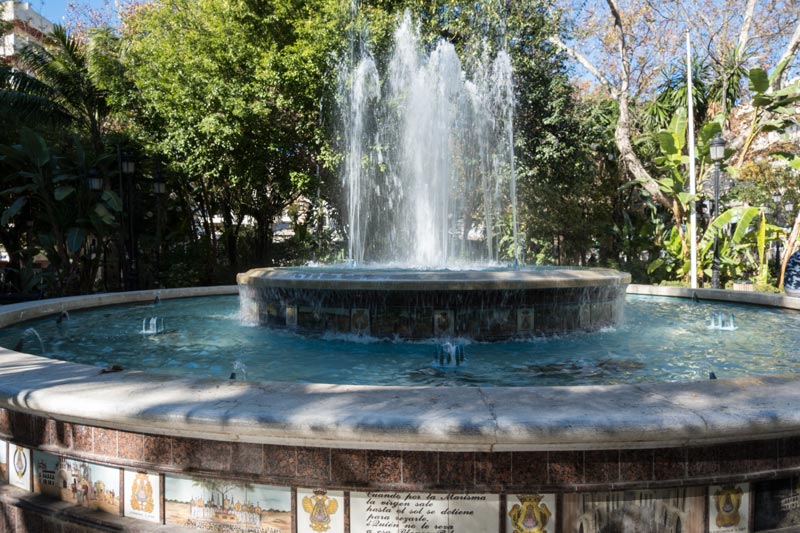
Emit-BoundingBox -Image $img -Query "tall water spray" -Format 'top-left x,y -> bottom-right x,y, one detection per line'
340,12 -> 517,267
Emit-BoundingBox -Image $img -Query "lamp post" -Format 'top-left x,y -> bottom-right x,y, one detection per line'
87,168 -> 103,191
120,151 -> 137,290
709,133 -> 726,289
773,190 -> 783,267
153,164 -> 167,288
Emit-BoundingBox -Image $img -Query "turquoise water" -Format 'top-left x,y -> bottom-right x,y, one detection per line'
0,294 -> 798,387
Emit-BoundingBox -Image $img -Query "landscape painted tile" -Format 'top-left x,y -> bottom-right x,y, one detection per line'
33,451 -> 121,515
753,476 -> 800,532
124,469 -> 161,523
165,475 -> 291,532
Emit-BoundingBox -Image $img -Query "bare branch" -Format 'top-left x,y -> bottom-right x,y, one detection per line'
736,0 -> 759,55
772,17 -> 800,90
548,34 -> 617,97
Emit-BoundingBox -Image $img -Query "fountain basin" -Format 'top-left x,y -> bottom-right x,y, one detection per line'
1,285 -> 800,532
237,266 -> 631,339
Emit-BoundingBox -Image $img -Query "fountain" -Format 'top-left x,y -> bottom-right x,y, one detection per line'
238,12 -> 630,339
1,11 -> 799,533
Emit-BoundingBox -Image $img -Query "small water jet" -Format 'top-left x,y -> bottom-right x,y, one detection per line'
141,317 -> 165,335
16,327 -> 45,354
707,311 -> 736,330
435,342 -> 465,367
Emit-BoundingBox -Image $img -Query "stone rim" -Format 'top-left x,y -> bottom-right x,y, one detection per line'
236,266 -> 632,291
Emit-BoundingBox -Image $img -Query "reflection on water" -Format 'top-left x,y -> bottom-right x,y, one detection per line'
0,295 -> 797,387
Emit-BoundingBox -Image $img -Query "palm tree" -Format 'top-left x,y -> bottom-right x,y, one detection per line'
1,25 -> 111,155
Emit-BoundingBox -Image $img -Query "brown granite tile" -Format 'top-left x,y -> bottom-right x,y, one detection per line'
17,508 -> 43,533
231,443 -> 263,475
741,439 -> 779,473
548,451 -> 583,484
264,444 -> 296,478
620,449 -> 653,482
584,450 -> 618,483
52,421 -> 72,449
62,524 -> 92,533
511,451 -> 548,487
28,416 -> 48,447
143,435 -> 171,465
41,516 -> 64,533
439,452 -> 474,487
0,502 -> 16,532
117,431 -> 144,461
688,440 -> 777,478
297,447 -> 329,482
71,424 -> 92,453
10,411 -> 31,444
172,438 -> 231,471
367,450 -> 402,484
402,451 -> 437,485
0,409 -> 11,437
198,440 -> 233,471
653,448 -> 686,480
171,437 -> 194,468
780,436 -> 800,469
331,449 -> 368,484
475,452 -> 512,487
93,427 -> 117,457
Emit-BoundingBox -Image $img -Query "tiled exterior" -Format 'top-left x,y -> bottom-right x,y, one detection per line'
6,409 -> 800,492
2,407 -> 800,531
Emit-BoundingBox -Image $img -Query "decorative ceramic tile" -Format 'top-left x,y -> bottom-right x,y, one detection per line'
8,444 -> 30,491
562,488 -> 705,533
0,439 -> 7,483
351,308 -> 370,335
753,476 -> 800,532
350,491 -> 499,533
124,470 -> 161,523
33,451 -> 121,515
285,305 -> 298,327
297,488 -> 344,533
506,494 -> 556,533
516,308 -> 535,334
165,475 -> 291,532
709,483 -> 750,533
433,310 -> 454,336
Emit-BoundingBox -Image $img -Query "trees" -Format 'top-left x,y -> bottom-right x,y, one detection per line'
551,0 -> 800,286
123,0 -> 332,276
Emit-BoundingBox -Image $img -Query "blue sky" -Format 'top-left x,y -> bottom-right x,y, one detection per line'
28,0 -> 109,26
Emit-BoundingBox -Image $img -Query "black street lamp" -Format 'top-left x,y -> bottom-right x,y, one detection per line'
153,164 -> 167,287
87,168 -> 103,191
120,151 -> 137,290
709,133 -> 726,289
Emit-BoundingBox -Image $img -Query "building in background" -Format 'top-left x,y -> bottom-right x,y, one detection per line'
1,1 -> 53,62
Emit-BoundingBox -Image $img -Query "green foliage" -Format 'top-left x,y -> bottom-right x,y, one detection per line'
0,129 -> 120,294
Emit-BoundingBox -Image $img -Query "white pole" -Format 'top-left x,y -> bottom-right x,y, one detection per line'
687,32 -> 698,288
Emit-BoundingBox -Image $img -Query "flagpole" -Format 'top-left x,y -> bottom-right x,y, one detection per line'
687,32 -> 698,289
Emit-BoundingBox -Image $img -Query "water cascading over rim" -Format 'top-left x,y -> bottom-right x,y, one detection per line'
340,11 -> 518,267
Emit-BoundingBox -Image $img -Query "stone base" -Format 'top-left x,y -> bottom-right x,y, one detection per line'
237,267 -> 630,339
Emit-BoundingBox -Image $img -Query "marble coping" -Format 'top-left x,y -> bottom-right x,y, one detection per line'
0,284 -> 797,453
237,266 -> 632,290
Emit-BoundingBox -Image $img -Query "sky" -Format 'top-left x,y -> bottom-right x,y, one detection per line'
26,0 -> 110,26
